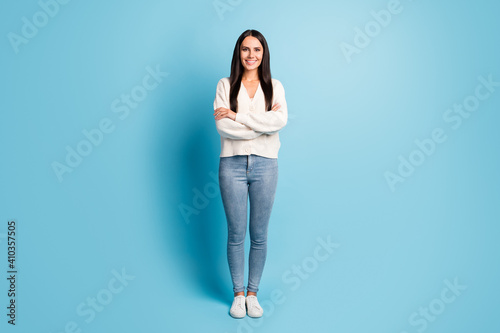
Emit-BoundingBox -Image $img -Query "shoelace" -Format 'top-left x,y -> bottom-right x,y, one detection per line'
247,296 -> 262,310
235,297 -> 245,311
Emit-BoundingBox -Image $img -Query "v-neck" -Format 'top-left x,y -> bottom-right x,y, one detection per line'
241,81 -> 261,100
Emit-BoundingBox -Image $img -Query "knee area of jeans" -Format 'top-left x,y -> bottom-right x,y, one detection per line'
250,239 -> 267,247
227,239 -> 245,246
228,228 -> 247,239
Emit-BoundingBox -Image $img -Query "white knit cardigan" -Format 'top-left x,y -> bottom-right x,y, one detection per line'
213,77 -> 288,158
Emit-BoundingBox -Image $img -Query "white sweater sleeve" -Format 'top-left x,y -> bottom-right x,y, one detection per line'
214,79 -> 263,140
235,81 -> 288,134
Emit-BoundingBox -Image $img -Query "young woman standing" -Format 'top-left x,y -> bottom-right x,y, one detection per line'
213,29 -> 288,318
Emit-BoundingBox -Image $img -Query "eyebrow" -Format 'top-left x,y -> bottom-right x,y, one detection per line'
241,45 -> 261,49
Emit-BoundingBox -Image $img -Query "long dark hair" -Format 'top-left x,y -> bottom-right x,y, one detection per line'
229,29 -> 273,113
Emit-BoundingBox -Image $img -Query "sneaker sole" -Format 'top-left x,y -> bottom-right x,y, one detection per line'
229,310 -> 246,319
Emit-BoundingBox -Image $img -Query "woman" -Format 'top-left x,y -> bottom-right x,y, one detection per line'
213,29 -> 288,319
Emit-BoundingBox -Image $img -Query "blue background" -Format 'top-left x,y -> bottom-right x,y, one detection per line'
1,0 -> 499,332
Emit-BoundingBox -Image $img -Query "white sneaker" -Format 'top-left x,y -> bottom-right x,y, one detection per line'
229,295 -> 246,318
245,295 -> 263,318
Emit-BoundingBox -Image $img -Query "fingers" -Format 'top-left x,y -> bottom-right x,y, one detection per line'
214,107 -> 228,120
215,111 -> 224,120
213,108 -> 220,120
214,107 -> 230,114
271,103 -> 281,111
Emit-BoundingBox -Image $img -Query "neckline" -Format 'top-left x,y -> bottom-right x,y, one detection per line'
241,81 -> 261,100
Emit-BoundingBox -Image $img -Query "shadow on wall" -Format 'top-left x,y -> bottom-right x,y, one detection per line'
152,58 -> 232,303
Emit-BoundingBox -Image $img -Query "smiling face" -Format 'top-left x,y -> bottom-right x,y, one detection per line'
240,36 -> 263,72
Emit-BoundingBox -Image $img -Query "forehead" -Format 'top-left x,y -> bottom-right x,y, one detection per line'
241,36 -> 262,48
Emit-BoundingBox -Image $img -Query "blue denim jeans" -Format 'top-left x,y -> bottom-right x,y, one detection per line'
219,154 -> 279,293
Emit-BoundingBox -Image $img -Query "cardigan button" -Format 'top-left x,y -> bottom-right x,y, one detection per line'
249,105 -> 255,111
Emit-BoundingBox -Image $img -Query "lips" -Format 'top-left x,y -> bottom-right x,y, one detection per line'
245,60 -> 257,65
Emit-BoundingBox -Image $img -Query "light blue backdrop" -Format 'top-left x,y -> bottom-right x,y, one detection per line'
1,0 -> 499,332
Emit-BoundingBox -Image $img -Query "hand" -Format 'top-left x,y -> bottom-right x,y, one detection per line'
271,103 -> 281,111
214,107 -> 236,121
